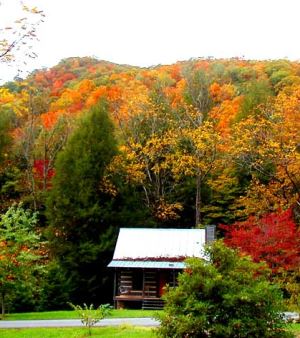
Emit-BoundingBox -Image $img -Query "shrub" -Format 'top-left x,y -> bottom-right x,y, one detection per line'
69,302 -> 112,336
156,241 -> 293,338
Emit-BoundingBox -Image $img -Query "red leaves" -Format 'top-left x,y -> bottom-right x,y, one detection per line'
222,208 -> 300,272
33,159 -> 55,181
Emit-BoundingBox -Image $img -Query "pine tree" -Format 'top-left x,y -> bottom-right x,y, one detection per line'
46,100 -> 118,304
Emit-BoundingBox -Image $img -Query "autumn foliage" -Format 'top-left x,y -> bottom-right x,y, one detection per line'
1,56 -> 300,310
222,208 -> 300,272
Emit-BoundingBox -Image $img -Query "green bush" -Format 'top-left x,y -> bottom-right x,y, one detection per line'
156,241 -> 293,338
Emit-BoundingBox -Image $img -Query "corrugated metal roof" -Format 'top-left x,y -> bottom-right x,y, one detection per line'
108,260 -> 186,269
110,228 -> 206,265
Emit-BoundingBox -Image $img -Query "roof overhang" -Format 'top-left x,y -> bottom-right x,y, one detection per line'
108,260 -> 186,269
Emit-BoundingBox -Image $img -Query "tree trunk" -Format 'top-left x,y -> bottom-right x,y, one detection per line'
1,292 -> 5,320
195,173 -> 202,227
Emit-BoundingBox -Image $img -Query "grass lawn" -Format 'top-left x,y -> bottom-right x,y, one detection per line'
290,323 -> 300,337
0,326 -> 157,337
0,322 -> 298,338
0,324 -> 298,338
5,309 -> 158,320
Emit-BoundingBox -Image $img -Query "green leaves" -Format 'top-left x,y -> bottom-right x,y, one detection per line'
46,100 -> 119,304
0,203 -> 46,318
157,241 -> 292,338
68,302 -> 112,336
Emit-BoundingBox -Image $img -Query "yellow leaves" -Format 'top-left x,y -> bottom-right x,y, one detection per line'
168,121 -> 221,180
99,176 -> 118,197
170,154 -> 196,177
209,83 -> 236,102
229,109 -> 299,214
117,81 -> 150,122
144,134 -> 171,156
235,178 -> 296,218
77,79 -> 96,96
53,89 -> 81,109
207,169 -> 239,193
108,153 -> 146,185
0,88 -> 14,104
29,7 -> 43,15
230,113 -> 298,167
85,86 -> 108,107
109,72 -> 134,83
181,122 -> 221,153
0,88 -> 29,118
155,199 -> 183,221
274,84 -> 300,141
125,163 -> 146,183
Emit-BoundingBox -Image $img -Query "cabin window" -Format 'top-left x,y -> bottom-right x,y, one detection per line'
132,270 -> 143,290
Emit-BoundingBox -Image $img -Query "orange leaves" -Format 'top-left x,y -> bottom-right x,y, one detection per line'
195,60 -> 210,70
85,85 -> 122,107
3,57 -> 300,229
78,79 -> 95,96
210,96 -> 242,138
110,72 -> 134,83
86,86 -> 107,106
107,85 -> 122,101
209,82 -> 236,102
209,82 -> 221,99
163,79 -> 186,108
50,87 -> 85,114
40,110 -> 62,129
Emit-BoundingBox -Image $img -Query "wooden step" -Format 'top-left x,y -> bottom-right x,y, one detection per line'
142,299 -> 165,310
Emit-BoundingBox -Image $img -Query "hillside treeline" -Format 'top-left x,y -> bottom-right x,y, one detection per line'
0,57 -> 299,310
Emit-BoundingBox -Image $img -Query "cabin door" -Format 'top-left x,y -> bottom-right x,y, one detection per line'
158,271 -> 168,297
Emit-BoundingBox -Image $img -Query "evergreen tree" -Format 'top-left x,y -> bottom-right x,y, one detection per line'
46,100 -> 118,305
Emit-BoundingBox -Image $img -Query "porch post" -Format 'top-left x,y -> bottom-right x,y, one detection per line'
142,269 -> 145,298
113,269 -> 117,309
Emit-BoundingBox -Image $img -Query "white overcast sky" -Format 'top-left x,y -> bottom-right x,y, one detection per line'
0,0 -> 300,83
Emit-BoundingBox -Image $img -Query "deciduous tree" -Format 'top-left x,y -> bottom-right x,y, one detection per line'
157,241 -> 291,338
0,204 -> 46,318
222,208 -> 300,309
0,0 -> 44,78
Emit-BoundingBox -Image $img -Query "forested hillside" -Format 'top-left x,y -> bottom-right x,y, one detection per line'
0,57 -> 299,310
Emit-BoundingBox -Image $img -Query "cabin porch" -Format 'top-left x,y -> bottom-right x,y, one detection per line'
112,268 -> 180,309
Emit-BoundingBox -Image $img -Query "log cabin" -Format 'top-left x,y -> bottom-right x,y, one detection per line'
108,227 -> 215,309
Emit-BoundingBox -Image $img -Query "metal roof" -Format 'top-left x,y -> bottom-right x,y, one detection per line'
108,228 -> 206,269
107,260 -> 186,269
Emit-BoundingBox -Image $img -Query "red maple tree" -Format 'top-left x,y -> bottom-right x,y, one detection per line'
222,208 -> 300,272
